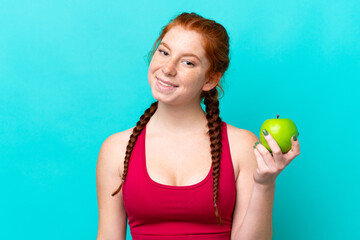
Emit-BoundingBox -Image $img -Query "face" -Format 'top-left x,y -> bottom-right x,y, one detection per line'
148,26 -> 217,105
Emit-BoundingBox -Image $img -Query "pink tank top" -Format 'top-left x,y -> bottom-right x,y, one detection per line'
122,121 -> 236,240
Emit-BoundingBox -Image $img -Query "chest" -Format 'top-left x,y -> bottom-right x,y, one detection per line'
145,133 -> 238,187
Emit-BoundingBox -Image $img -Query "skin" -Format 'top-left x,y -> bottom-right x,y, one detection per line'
147,25 -> 221,136
96,25 -> 301,240
144,25 -> 224,187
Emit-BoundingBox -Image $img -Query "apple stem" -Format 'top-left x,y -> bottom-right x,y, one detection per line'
277,115 -> 279,119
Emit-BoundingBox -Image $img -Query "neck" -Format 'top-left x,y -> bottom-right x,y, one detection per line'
149,100 -> 208,136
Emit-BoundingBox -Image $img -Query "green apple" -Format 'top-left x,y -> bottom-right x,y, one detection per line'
259,115 -> 299,154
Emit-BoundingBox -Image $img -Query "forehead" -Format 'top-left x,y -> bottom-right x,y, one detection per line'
161,26 -> 206,59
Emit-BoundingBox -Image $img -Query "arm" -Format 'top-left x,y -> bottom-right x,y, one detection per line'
96,133 -> 128,240
233,182 -> 275,240
229,129 -> 273,240
231,127 -> 300,240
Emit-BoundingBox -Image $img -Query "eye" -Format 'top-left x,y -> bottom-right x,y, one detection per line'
158,49 -> 169,56
158,49 -> 195,67
184,60 -> 195,66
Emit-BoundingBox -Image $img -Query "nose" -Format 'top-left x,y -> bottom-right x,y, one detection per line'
162,59 -> 177,76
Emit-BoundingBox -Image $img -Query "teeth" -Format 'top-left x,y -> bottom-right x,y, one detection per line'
159,79 -> 175,87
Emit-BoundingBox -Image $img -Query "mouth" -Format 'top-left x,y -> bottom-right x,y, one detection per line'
156,77 -> 179,87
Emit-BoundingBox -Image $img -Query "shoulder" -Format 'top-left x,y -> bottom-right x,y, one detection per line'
226,123 -> 260,150
225,123 -> 261,239
226,123 -> 259,142
96,127 -> 135,238
225,123 -> 260,171
103,127 -> 135,149
97,126 -> 136,177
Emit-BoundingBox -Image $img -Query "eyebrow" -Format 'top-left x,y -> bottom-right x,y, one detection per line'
159,42 -> 202,63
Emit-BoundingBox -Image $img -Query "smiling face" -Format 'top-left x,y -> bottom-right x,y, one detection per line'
148,26 -> 217,106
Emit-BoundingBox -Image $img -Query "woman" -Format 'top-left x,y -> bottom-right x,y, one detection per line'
96,12 -> 300,240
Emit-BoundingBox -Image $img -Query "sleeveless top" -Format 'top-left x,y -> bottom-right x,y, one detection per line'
122,121 -> 236,240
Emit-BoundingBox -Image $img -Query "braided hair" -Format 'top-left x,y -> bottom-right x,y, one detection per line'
112,12 -> 230,225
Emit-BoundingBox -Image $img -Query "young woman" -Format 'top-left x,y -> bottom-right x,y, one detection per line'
96,12 -> 301,240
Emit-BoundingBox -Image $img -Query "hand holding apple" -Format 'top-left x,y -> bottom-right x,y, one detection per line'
260,115 -> 299,154
252,115 -> 301,186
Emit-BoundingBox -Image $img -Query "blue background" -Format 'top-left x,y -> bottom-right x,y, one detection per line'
1,0 -> 359,239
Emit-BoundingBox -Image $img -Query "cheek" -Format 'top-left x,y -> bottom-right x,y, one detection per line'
148,60 -> 155,72
180,78 -> 205,97
148,58 -> 163,76
185,73 -> 206,89
147,66 -> 156,87
148,60 -> 158,77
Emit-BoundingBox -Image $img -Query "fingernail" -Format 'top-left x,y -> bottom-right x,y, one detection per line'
262,129 -> 268,136
253,142 -> 259,148
293,135 -> 297,141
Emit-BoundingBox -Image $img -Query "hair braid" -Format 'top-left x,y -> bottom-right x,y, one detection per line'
111,101 -> 159,196
114,11 -> 230,226
204,88 -> 223,225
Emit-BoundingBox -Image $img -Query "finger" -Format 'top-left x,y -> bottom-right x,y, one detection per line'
284,135 -> 301,164
253,147 -> 270,170
262,129 -> 284,166
255,143 -> 275,168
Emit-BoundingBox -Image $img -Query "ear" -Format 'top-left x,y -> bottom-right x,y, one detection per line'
202,72 -> 222,91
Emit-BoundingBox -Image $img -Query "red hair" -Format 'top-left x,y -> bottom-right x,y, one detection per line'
112,12 -> 230,225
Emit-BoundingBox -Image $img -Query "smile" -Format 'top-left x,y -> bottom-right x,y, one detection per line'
156,77 -> 178,87
156,78 -> 178,92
